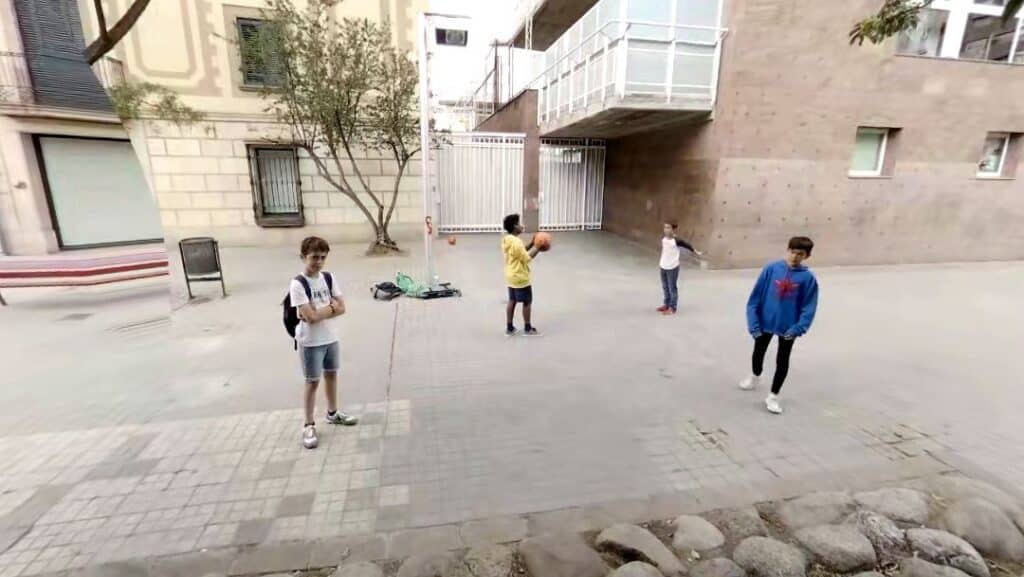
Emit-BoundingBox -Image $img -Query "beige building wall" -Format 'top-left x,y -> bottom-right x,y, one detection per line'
73,0 -> 428,246
143,117 -> 423,246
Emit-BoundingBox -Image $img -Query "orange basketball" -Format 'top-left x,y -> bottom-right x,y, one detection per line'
533,232 -> 552,251
447,236 -> 457,246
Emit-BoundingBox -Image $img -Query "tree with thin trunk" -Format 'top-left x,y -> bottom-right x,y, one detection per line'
85,0 -> 153,64
255,0 -> 421,253
851,0 -> 1022,45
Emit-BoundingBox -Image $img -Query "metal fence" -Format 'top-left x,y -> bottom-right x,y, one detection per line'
539,138 -> 606,231
436,133 -> 525,233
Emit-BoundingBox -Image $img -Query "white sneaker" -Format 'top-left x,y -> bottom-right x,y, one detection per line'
302,424 -> 319,449
739,374 -> 760,391
325,411 -> 359,426
765,394 -> 783,415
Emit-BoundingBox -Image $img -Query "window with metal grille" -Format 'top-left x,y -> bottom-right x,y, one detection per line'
249,146 -> 304,227
237,18 -> 282,87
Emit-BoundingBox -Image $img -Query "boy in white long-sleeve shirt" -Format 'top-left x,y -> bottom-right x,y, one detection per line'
657,221 -> 702,315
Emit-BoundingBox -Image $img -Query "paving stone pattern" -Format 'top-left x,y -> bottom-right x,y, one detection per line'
2,237 -> 1024,576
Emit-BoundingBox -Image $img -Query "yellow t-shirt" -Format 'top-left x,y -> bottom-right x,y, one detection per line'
502,234 -> 532,288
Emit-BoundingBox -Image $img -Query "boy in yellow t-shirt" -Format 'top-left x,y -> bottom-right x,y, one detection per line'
502,213 -> 542,336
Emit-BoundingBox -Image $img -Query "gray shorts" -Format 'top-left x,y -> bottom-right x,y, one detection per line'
300,342 -> 340,382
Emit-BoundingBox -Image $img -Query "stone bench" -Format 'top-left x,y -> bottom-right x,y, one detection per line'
0,247 -> 168,305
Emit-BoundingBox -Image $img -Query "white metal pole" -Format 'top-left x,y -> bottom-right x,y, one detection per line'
417,13 -> 435,289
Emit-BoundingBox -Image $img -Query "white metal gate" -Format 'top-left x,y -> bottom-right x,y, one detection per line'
436,132 -> 524,233
539,138 -> 605,231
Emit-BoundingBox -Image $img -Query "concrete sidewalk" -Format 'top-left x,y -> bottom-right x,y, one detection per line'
1,232 -> 1023,576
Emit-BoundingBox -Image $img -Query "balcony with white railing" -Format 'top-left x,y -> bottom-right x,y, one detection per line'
461,42 -> 545,129
533,0 -> 726,138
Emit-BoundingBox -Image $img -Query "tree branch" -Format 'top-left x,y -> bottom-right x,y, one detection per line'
339,123 -> 381,209
85,0 -> 153,64
92,0 -> 110,45
308,149 -> 378,226
383,159 -> 408,230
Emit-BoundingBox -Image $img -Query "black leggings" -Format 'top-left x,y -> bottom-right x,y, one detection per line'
752,333 -> 795,395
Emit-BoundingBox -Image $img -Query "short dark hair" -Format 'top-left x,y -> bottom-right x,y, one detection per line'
300,236 -> 330,256
788,236 -> 814,255
665,220 -> 679,229
503,213 -> 521,234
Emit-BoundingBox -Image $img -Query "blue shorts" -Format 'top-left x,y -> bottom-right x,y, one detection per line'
508,286 -> 533,304
300,342 -> 340,382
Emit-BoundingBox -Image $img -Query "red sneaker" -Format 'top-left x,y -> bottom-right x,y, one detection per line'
656,305 -> 669,312
662,308 -> 677,315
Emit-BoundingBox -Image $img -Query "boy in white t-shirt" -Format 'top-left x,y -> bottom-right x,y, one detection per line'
658,221 -> 702,315
289,236 -> 358,449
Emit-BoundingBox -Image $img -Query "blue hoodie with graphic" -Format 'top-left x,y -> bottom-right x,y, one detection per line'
746,260 -> 819,338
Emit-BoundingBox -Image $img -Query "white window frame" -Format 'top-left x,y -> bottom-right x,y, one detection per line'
912,0 -> 1024,61
977,132 -> 1012,178
849,127 -> 890,178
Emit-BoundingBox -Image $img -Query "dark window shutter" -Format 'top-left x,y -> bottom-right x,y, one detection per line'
237,18 -> 282,87
13,0 -> 113,112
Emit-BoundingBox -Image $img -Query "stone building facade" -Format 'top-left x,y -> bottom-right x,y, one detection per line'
0,0 -> 427,256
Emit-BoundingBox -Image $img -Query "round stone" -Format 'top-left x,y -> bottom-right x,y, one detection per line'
596,524 -> 685,577
777,491 -> 856,530
689,558 -> 745,577
610,562 -> 665,577
854,488 -> 930,525
703,506 -> 768,543
938,498 -> 1024,562
845,509 -> 907,562
733,536 -> 807,577
672,515 -> 726,553
794,524 -> 877,572
899,557 -> 973,577
906,528 -> 990,577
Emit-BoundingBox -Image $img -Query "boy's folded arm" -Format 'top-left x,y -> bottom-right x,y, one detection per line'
329,297 -> 346,317
298,303 -> 324,324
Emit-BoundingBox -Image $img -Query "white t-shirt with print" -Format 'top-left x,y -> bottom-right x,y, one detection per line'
289,271 -> 343,347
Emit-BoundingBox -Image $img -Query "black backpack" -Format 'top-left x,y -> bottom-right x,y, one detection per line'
372,281 -> 402,301
283,273 -> 334,341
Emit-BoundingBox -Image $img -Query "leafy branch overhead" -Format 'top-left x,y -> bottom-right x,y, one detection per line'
850,0 -> 1022,45
253,0 -> 422,253
108,82 -> 204,125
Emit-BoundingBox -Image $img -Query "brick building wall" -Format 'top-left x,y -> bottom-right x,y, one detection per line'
603,0 -> 1024,268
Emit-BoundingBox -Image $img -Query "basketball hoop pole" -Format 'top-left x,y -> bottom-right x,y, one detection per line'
418,12 -> 469,291
417,12 -> 435,290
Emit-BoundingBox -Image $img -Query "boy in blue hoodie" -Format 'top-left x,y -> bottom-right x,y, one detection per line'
739,237 -> 819,414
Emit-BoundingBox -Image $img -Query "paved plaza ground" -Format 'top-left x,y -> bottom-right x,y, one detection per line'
0,232 -> 1022,575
